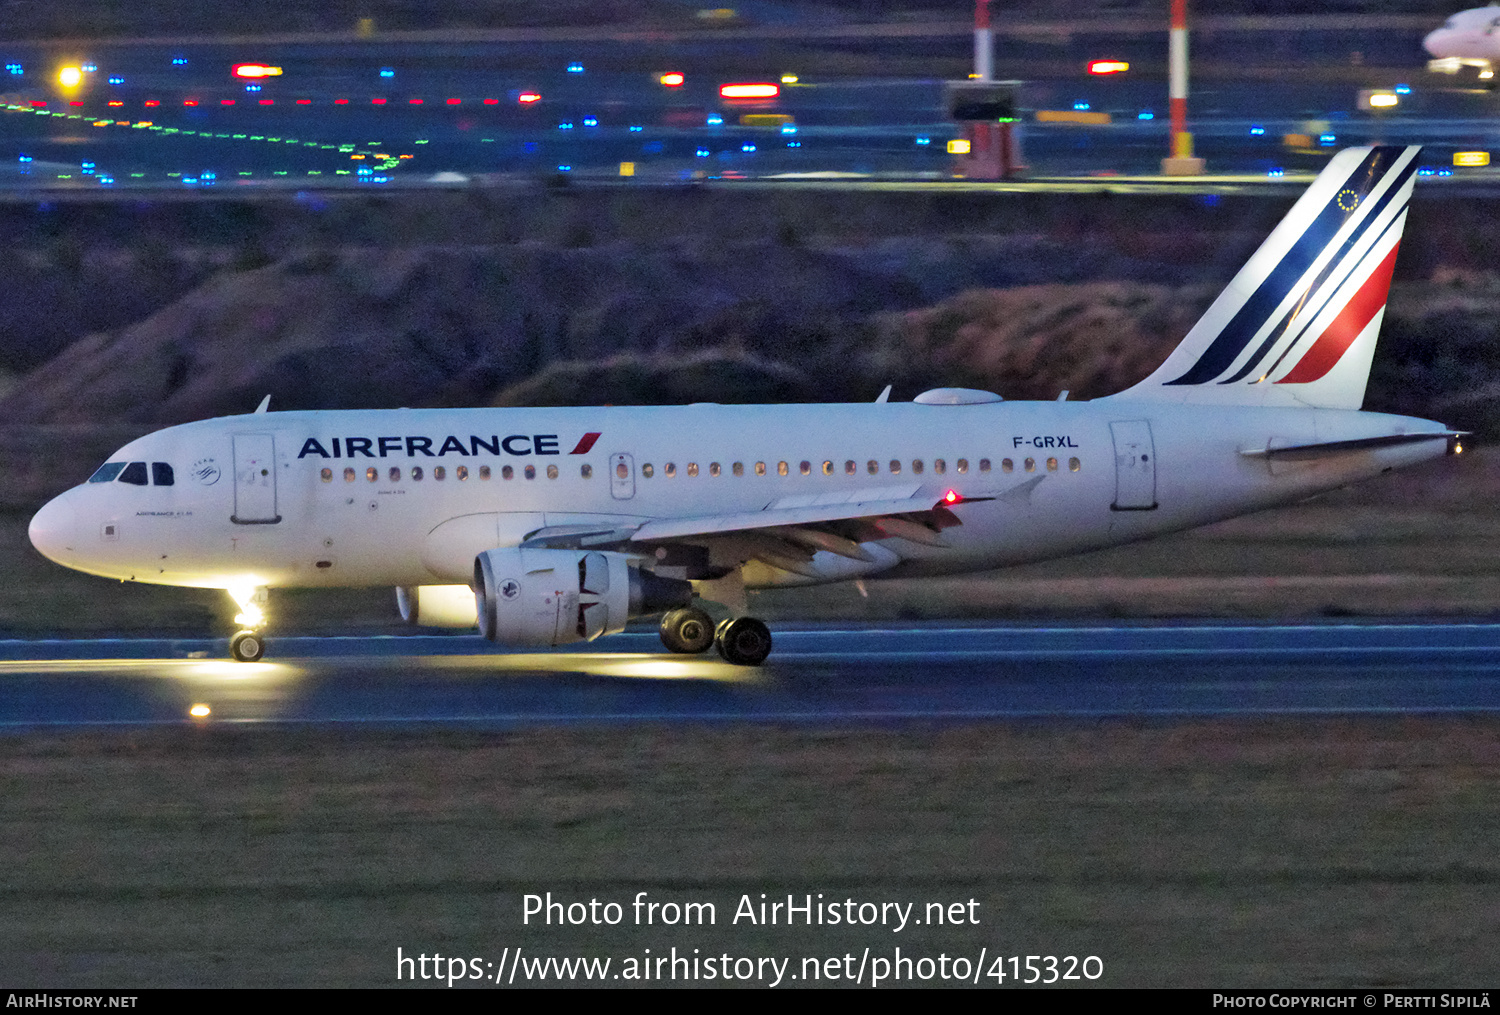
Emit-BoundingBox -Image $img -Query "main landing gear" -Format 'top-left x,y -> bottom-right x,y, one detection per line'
658,607 -> 773,666
227,585 -> 269,663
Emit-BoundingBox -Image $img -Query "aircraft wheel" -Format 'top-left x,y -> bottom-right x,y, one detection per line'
230,630 -> 265,663
660,607 -> 715,654
715,617 -> 772,666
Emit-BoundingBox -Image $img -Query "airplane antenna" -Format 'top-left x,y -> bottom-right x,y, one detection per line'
1057,390 -> 1069,401
875,385 -> 892,403
254,394 -> 272,414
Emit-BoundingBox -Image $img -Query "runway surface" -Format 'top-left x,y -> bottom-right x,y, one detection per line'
3,621 -> 1500,727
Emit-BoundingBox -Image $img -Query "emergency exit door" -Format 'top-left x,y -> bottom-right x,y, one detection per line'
1109,420 -> 1157,511
232,434 -> 281,524
610,453 -> 635,500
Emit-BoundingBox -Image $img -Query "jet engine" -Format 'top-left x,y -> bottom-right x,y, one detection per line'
396,584 -> 479,628
473,548 -> 693,647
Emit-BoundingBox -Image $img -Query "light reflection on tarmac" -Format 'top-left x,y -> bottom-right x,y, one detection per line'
4,622 -> 1500,727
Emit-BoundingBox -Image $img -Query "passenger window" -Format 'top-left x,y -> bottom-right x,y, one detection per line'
502,465 -> 514,480
119,462 -> 149,486
1069,457 -> 1081,472
434,466 -> 446,481
845,460 -> 856,475
480,465 -> 491,480
412,466 -> 424,481
321,468 -> 333,483
390,466 -> 402,482
957,458 -> 968,474
366,467 -> 378,482
979,458 -> 991,473
456,465 -> 468,481
867,460 -> 879,475
889,460 -> 901,475
1047,457 -> 1058,472
580,464 -> 592,479
755,462 -> 766,476
1001,458 -> 1013,473
546,464 -> 558,479
934,459 -> 945,475
733,462 -> 744,477
912,460 -> 924,475
88,462 -> 127,483
344,467 -> 356,482
524,465 -> 535,480
642,464 -> 654,478
665,463 -> 677,478
777,462 -> 789,476
687,463 -> 699,477
1024,458 -> 1035,472
710,463 -> 721,477
800,461 -> 811,476
822,461 -> 833,476
151,462 -> 175,486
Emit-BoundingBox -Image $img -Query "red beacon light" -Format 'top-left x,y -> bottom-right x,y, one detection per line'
720,82 -> 779,100
943,490 -> 962,505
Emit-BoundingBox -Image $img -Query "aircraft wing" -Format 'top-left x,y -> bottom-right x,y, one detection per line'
522,482 -> 1003,575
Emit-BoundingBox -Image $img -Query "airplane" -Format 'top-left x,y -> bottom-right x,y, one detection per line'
1424,5 -> 1500,80
28,145 -> 1463,666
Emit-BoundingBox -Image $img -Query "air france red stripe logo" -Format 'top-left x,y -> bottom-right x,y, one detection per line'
569,432 -> 602,455
1277,243 -> 1400,385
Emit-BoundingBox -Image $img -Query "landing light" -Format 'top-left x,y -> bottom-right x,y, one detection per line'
189,703 -> 211,718
1454,151 -> 1490,167
947,139 -> 971,155
660,72 -> 684,87
233,64 -> 283,79
780,74 -> 798,84
720,83 -> 779,100
518,92 -> 541,104
58,66 -> 82,88
1089,60 -> 1129,75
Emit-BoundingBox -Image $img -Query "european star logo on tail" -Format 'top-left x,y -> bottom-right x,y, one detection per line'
1112,145 -> 1420,410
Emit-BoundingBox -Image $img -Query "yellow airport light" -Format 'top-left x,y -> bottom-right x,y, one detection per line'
1454,151 -> 1490,167
1358,89 -> 1399,110
780,74 -> 799,84
947,139 -> 971,154
619,161 -> 635,176
57,66 -> 82,88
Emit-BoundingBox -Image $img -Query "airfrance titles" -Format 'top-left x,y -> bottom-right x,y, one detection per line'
298,432 -> 601,460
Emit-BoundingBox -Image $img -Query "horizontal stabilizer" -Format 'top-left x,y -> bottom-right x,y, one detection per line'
1239,431 -> 1463,461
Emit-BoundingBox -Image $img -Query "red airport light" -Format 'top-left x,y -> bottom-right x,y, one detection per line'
259,99 -> 273,105
29,101 -> 45,107
183,99 -> 198,106
1088,60 -> 1130,75
220,99 -> 235,105
233,63 -> 283,79
409,98 -> 423,104
295,98 -> 310,104
720,82 -> 779,99
446,97 -> 460,105
335,98 -> 348,105
144,99 -> 159,107
483,98 -> 498,105
371,97 -> 386,104
69,101 -> 82,106
660,72 -> 685,87
518,91 -> 541,104
107,100 -> 122,107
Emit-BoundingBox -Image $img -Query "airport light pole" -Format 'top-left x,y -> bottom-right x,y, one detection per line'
1163,0 -> 1205,175
974,0 -> 993,82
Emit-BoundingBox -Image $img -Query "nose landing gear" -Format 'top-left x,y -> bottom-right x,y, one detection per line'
227,585 -> 269,662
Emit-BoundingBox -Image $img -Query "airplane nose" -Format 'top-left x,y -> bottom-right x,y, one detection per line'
28,494 -> 77,564
1423,29 -> 1446,57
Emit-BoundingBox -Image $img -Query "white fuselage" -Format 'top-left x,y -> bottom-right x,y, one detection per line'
28,398 -> 1451,595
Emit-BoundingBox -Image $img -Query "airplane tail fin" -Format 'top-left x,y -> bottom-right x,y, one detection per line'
1109,145 -> 1421,410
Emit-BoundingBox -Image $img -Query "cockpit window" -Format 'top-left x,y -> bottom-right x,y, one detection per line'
118,462 -> 148,486
88,462 -> 127,483
151,462 -> 174,486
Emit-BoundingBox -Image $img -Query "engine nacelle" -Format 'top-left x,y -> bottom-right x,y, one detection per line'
473,548 -> 692,647
396,584 -> 479,628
